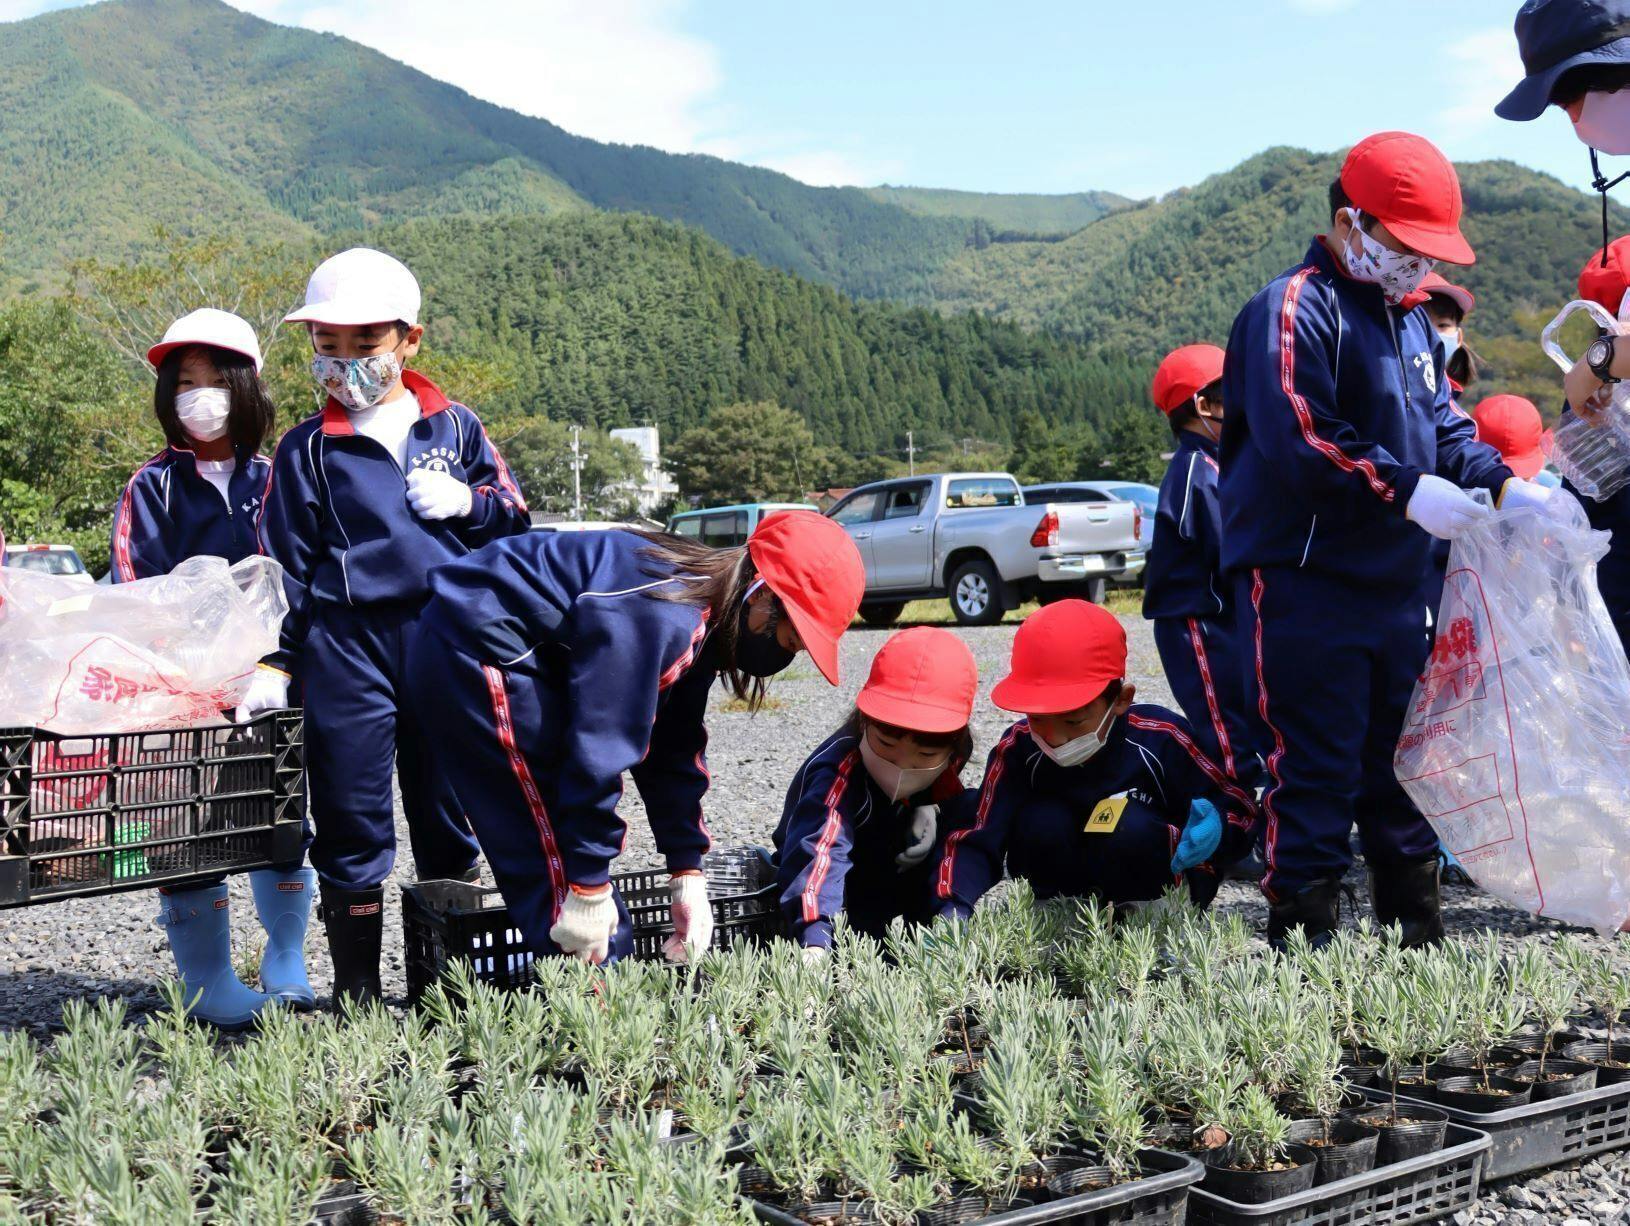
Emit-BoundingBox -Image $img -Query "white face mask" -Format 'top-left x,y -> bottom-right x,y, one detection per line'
1341,212 -> 1435,306
858,734 -> 949,803
1438,327 -> 1461,363
1574,89 -> 1630,156
1031,707 -> 1115,769
175,387 -> 232,443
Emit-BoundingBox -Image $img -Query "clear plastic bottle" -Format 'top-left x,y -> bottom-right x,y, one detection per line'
1540,299 -> 1630,500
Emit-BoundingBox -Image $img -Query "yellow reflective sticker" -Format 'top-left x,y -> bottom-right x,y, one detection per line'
1085,795 -> 1127,834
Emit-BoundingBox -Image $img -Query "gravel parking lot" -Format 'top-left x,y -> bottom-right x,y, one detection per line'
3,610 -> 1629,1221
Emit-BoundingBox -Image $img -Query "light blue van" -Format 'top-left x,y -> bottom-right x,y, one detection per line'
665,503 -> 817,548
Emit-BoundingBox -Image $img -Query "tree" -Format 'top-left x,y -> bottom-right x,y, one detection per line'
493,418 -> 644,519
1076,404 -> 1172,487
667,402 -> 833,504
1008,411 -> 1095,484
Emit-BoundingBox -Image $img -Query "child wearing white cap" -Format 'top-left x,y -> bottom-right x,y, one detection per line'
112,307 -> 318,1029
245,248 -> 531,1006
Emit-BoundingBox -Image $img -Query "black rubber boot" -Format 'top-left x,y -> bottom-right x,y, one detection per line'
1369,854 -> 1446,949
1265,877 -> 1344,952
320,886 -> 384,1008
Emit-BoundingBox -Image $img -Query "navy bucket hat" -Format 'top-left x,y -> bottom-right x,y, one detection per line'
1497,0 -> 1630,121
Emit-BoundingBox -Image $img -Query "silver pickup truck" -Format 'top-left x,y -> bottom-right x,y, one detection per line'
827,472 -> 1141,626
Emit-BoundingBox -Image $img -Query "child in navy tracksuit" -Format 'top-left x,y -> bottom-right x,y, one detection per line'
1219,134 -> 1547,950
1418,273 -> 1482,628
111,308 -> 316,1028
1143,344 -> 1262,794
932,601 -> 1256,919
403,511 -> 865,966
246,249 -> 530,1004
773,627 -> 976,953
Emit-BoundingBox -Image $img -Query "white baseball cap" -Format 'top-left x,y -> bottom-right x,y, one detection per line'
147,308 -> 264,372
284,247 -> 421,328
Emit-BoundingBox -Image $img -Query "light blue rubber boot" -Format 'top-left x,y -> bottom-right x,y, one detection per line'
249,867 -> 317,1009
157,884 -> 272,1030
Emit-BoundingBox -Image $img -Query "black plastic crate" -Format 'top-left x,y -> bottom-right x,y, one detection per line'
403,845 -> 780,1002
0,711 -> 305,906
1384,1077 -> 1630,1179
749,1150 -> 1204,1225
1186,1122 -> 1488,1226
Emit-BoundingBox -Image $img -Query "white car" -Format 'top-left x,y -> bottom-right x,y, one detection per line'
2,544 -> 94,584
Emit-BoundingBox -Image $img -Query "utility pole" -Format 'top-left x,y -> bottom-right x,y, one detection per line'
907,430 -> 916,476
570,424 -> 583,522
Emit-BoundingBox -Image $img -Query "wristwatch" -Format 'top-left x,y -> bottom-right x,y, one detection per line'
1588,334 -> 1621,384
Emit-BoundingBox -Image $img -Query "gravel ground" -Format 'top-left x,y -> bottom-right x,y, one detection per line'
3,611 -> 1629,1220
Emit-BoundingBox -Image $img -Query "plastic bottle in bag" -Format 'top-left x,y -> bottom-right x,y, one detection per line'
1539,299 -> 1630,499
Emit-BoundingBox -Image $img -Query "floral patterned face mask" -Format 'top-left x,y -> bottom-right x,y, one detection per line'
311,352 -> 402,411
1341,212 -> 1434,307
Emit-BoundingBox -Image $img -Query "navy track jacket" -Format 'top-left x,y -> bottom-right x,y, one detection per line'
418,530 -> 718,886
109,447 -> 270,581
256,370 -> 528,671
1220,240 -> 1512,589
1143,431 -> 1225,620
931,705 -> 1256,917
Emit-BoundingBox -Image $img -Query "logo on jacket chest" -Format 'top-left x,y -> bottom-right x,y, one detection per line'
239,495 -> 262,516
1414,351 -> 1436,394
410,445 -> 460,475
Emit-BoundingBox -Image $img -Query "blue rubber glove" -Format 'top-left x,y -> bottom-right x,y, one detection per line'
1171,799 -> 1223,874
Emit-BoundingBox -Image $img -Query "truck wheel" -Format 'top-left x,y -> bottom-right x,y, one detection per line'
859,602 -> 905,627
949,558 -> 1005,626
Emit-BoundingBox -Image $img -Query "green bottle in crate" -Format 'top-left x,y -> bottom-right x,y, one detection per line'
112,821 -> 150,881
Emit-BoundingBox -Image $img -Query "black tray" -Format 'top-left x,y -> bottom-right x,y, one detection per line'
1186,1122 -> 1488,1226
750,1148 -> 1203,1225
1382,1076 -> 1630,1179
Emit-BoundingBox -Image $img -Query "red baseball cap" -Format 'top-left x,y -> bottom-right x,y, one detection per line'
857,626 -> 978,734
991,600 -> 1126,715
747,510 -> 865,687
1578,236 -> 1630,314
1340,132 -> 1474,265
1472,395 -> 1549,480
1419,272 -> 1475,318
1151,344 -> 1226,414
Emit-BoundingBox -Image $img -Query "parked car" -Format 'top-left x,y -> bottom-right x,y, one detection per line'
529,519 -> 644,534
666,503 -> 817,548
1022,481 -> 1157,584
827,473 -> 1140,626
1,543 -> 93,584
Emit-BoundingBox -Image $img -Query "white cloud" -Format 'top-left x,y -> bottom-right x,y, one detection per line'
1439,27 -> 1527,137
751,149 -> 904,188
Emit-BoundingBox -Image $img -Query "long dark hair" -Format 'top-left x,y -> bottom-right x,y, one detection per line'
154,344 -> 277,454
630,530 -> 771,710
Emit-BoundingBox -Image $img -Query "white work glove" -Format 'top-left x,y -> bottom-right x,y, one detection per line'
1405,475 -> 1492,541
895,805 -> 938,870
233,664 -> 289,724
405,468 -> 473,521
801,945 -> 829,966
549,884 -> 619,964
662,871 -> 714,963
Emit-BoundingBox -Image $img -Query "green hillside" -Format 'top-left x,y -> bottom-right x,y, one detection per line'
864,186 -> 1135,235
0,0 -> 989,299
927,147 -> 1630,355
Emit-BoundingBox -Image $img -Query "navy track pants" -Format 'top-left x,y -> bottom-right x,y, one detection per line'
1152,615 -> 1264,793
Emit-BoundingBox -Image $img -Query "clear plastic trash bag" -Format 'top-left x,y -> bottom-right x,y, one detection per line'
1395,493 -> 1630,933
1540,299 -> 1630,500
0,556 -> 287,734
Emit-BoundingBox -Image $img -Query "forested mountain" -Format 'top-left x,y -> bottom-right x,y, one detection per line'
927,147 -> 1630,356
862,187 -> 1134,236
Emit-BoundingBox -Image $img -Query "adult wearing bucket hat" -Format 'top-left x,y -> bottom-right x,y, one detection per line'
403,510 -> 864,966
932,601 -> 1257,918
772,626 -> 977,953
1144,344 -> 1265,799
1219,132 -> 1528,952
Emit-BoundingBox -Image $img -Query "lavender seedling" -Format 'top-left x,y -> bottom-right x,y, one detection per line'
1516,945 -> 1581,1080
1222,1084 -> 1294,1172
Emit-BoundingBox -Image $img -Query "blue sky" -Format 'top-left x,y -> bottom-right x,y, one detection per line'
0,0 -> 1612,198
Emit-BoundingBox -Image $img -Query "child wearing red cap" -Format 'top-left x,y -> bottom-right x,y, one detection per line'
1220,133 -> 1541,951
1144,344 -> 1263,796
932,601 -> 1256,918
773,626 -> 976,953
402,510 -> 865,966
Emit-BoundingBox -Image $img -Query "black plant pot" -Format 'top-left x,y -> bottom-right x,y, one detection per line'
1504,1029 -> 1585,1057
916,1195 -> 1034,1224
1201,1143 -> 1318,1204
1014,1152 -> 1094,1198
783,1201 -> 879,1224
1563,1041 -> 1630,1084
1510,1058 -> 1599,1101
1285,1118 -> 1380,1185
1427,1074 -> 1532,1112
1046,1162 -> 1147,1199
1338,1062 -> 1378,1087
1341,1102 -> 1448,1165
